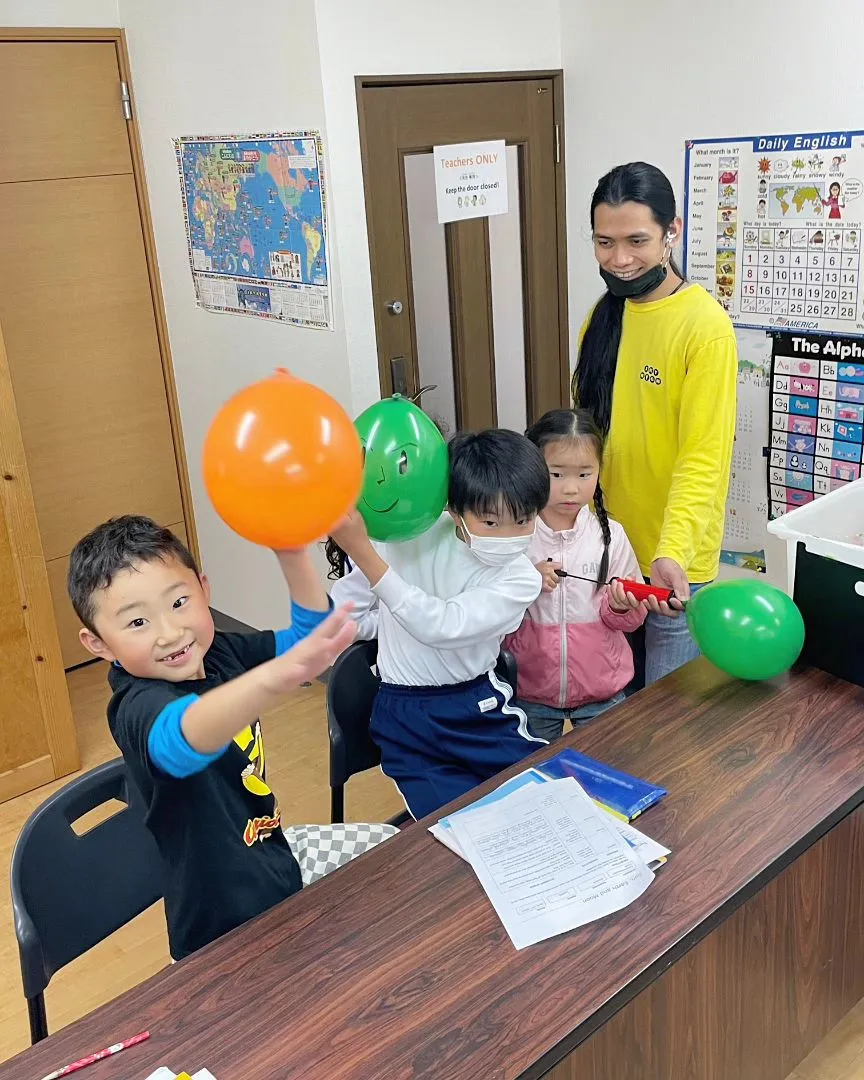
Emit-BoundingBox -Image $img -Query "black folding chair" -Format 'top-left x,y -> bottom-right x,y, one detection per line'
10,758 -> 163,1043
326,640 -> 518,824
495,649 -> 518,695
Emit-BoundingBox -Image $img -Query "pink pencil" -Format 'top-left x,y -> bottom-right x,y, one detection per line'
39,1031 -> 150,1080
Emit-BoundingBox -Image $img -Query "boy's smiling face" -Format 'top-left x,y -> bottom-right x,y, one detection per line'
80,555 -> 215,682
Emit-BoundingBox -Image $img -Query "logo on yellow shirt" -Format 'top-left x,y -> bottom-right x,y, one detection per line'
640,364 -> 663,386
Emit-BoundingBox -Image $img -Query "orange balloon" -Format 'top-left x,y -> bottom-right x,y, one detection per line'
203,369 -> 363,549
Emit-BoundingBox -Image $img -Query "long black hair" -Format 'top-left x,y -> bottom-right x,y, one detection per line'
572,162 -> 683,436
525,409 -> 611,592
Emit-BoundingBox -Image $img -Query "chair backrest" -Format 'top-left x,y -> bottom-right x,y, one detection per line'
326,639 -> 382,789
10,758 -> 163,1000
326,641 -> 519,790
495,648 -> 518,694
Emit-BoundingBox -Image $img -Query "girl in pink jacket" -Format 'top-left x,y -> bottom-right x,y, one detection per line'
505,409 -> 647,742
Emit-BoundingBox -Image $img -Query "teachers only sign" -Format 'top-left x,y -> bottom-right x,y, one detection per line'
434,140 -> 509,224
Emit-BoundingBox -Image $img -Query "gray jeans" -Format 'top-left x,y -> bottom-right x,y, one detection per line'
516,693 -> 626,743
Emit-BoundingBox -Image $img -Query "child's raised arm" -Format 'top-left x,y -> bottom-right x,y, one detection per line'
330,561 -> 380,640
274,548 -> 329,611
271,545 -> 336,653
331,513 -> 540,649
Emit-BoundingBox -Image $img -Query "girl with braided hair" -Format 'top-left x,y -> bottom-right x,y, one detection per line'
504,409 -> 652,742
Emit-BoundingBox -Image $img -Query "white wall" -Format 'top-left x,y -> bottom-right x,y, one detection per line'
120,0 -> 352,629
560,0 -> 864,353
315,0 -> 563,415
0,0 -> 118,24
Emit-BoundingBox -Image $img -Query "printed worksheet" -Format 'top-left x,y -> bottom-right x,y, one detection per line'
448,778 -> 654,949
431,769 -> 670,870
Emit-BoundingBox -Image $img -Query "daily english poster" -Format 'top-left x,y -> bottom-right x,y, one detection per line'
684,129 -> 864,336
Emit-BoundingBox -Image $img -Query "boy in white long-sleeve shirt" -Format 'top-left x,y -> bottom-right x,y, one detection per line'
330,429 -> 550,819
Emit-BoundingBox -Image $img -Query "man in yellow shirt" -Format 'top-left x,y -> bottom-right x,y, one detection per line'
573,162 -> 737,685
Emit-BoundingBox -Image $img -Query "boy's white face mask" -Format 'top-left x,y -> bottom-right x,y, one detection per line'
459,517 -> 534,567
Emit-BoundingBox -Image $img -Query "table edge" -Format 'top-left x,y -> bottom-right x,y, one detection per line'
518,785 -> 864,1080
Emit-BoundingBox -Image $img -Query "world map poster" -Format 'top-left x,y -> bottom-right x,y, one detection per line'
174,131 -> 331,329
684,129 -> 864,337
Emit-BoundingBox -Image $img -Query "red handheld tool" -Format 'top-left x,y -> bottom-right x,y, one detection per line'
553,567 -> 678,605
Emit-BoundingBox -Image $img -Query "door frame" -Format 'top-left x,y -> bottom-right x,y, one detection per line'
0,25 -> 200,566
356,70 -> 569,424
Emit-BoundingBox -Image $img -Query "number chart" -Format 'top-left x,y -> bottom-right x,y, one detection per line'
769,332 -> 864,519
742,227 -> 860,323
685,129 -> 864,336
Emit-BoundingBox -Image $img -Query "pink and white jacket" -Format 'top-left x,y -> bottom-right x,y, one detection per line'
504,507 -> 647,709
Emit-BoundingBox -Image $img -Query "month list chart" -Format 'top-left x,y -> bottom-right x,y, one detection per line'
769,332 -> 864,518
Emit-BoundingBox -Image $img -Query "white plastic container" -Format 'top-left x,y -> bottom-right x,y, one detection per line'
766,477 -> 864,596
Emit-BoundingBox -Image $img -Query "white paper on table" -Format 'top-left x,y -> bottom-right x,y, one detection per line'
430,770 -> 670,870
613,817 -> 670,869
447,777 -> 655,949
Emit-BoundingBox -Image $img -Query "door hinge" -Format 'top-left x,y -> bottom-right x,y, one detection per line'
120,81 -> 132,121
555,123 -> 561,165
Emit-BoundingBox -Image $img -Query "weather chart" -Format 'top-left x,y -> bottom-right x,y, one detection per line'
684,129 -> 864,569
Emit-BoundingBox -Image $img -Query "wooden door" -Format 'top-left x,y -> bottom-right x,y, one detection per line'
0,31 -> 195,798
357,74 -> 569,432
0,36 -> 193,672
0,322 -> 78,800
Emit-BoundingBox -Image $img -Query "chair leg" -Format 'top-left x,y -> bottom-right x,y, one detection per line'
28,993 -> 48,1044
330,785 -> 344,825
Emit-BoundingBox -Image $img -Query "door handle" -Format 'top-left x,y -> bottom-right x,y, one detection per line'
390,356 -> 409,396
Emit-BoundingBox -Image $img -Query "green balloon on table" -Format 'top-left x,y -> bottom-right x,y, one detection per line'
685,579 -> 805,681
353,395 -> 449,542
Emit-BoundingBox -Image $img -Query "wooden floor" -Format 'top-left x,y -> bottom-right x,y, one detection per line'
0,662 -> 862,1077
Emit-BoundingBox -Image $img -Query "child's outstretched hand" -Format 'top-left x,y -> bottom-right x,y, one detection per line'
261,604 -> 356,694
537,560 -> 562,593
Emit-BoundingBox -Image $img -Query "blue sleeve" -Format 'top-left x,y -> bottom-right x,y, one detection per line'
274,597 -> 333,656
147,695 -> 228,779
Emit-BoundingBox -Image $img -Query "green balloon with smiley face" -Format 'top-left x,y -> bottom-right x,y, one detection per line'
353,395 -> 449,541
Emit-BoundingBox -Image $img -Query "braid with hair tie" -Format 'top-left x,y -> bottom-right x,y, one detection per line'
323,537 -> 348,580
592,480 -> 612,592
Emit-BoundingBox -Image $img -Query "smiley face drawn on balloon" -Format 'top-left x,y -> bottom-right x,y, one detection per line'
353,396 -> 449,542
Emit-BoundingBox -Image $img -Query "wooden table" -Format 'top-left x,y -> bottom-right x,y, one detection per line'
5,660 -> 864,1080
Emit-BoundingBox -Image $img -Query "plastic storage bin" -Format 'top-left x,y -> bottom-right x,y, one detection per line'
766,478 -> 864,596
767,479 -> 864,688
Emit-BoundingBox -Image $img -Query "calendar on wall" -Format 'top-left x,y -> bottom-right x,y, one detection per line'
719,329 -> 771,573
742,226 -> 860,324
769,332 -> 864,518
684,129 -> 864,336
